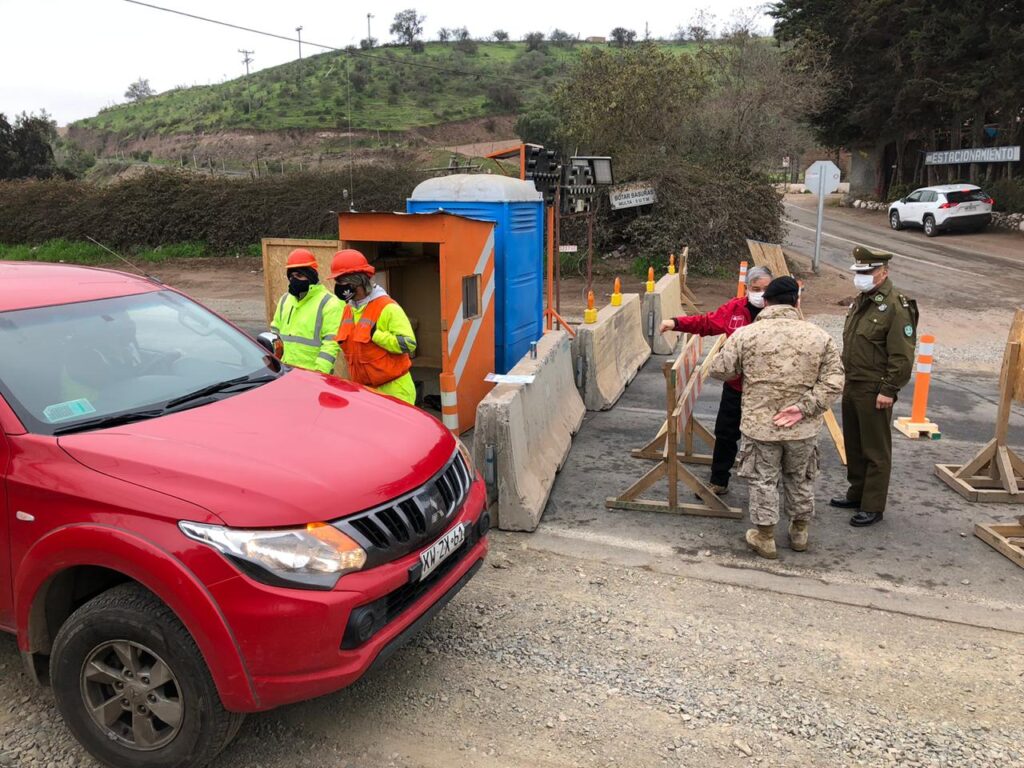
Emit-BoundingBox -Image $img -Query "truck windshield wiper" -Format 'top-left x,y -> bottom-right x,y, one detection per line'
162,372 -> 279,411
53,408 -> 166,436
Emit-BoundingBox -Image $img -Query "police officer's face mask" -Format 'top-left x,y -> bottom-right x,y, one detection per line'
853,273 -> 877,293
335,282 -> 356,302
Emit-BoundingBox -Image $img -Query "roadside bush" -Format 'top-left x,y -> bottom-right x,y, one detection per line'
989,178 -> 1024,213
0,161 -> 420,250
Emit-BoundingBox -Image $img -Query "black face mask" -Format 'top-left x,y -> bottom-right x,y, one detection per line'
335,283 -> 356,302
288,276 -> 310,297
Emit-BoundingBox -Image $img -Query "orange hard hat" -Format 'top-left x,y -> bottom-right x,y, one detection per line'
329,249 -> 375,279
285,248 -> 318,270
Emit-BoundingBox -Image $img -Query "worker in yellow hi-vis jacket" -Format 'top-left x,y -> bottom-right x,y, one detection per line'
270,249 -> 343,374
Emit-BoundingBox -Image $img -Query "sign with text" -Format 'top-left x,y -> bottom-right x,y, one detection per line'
609,182 -> 657,210
925,146 -> 1020,165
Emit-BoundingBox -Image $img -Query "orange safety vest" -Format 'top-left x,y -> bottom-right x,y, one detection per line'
337,296 -> 412,388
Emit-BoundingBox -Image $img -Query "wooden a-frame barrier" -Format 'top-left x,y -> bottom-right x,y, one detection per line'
606,334 -> 742,519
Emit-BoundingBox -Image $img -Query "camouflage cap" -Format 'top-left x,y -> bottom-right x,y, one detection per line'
850,245 -> 892,272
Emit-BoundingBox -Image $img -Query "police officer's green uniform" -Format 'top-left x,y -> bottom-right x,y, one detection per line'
832,247 -> 918,525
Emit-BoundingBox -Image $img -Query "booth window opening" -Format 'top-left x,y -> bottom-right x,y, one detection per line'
462,274 -> 481,320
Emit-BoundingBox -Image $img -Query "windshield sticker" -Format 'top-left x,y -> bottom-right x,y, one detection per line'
43,399 -> 97,423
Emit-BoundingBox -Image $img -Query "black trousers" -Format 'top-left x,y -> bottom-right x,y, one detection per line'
711,384 -> 743,487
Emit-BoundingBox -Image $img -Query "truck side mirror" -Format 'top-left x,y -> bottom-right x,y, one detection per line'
257,331 -> 283,358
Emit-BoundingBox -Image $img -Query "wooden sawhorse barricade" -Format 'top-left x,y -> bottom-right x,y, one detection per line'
606,334 -> 742,519
936,309 -> 1024,569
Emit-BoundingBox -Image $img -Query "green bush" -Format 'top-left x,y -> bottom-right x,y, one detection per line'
988,178 -> 1024,213
0,163 -> 420,250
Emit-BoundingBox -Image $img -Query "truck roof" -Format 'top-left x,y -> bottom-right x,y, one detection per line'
0,262 -> 161,313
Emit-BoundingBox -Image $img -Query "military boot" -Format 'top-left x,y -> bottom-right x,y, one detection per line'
744,525 -> 777,559
788,520 -> 809,552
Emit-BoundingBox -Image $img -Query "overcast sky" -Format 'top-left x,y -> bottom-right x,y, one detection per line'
0,0 -> 774,126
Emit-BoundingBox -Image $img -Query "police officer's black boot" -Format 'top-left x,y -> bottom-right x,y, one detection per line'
850,510 -> 883,527
829,496 -> 860,509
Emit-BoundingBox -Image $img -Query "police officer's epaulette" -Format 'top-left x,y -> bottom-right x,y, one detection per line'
897,294 -> 910,309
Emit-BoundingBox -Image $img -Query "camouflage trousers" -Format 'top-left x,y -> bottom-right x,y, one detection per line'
735,436 -> 820,526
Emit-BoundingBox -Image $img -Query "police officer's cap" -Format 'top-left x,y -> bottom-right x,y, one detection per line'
850,245 -> 892,272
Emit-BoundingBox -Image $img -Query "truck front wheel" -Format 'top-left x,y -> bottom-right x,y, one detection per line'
50,583 -> 244,768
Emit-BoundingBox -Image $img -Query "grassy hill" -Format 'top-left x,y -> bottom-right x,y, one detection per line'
73,41 -> 695,137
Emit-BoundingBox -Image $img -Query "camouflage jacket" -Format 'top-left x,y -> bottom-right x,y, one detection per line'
709,305 -> 845,441
841,278 -> 918,396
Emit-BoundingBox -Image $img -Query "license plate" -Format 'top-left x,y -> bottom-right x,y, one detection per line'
962,203 -> 977,211
418,524 -> 465,581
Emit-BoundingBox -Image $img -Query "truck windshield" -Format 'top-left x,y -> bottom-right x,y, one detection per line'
0,290 -> 281,435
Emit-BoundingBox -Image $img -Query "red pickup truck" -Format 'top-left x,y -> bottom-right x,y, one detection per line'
0,262 -> 489,768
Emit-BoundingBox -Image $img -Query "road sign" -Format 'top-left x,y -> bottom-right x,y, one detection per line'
804,160 -> 841,195
782,156 -> 790,168
804,160 -> 841,273
559,245 -> 578,253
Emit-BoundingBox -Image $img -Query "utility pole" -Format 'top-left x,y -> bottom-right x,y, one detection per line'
238,49 -> 254,114
367,13 -> 374,45
239,48 -> 254,77
295,26 -> 303,59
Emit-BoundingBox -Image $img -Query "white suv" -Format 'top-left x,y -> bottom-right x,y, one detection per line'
888,184 -> 993,237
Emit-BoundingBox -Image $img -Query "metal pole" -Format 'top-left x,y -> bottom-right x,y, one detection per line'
813,169 -> 825,274
554,186 -> 561,314
586,210 -> 594,294
296,27 -> 303,59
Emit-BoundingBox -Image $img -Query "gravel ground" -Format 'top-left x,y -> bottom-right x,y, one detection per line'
2,539 -> 1021,768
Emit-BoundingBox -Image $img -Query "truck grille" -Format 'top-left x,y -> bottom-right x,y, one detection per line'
333,451 -> 473,567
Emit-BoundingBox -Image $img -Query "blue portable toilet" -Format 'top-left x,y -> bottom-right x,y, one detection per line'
408,174 -> 544,374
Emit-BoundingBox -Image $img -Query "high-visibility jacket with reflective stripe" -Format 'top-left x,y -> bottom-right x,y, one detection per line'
270,284 -> 343,374
338,294 -> 417,405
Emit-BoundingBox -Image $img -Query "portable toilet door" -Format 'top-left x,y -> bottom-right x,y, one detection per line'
338,211 -> 496,434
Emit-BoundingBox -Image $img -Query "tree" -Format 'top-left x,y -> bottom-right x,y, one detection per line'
390,9 -> 425,46
438,27 -> 451,44
609,27 -> 637,47
487,83 -> 522,112
124,77 -> 155,102
686,9 -> 716,44
671,26 -> 689,43
524,31 -> 546,52
359,37 -> 377,49
0,111 -> 58,180
493,29 -> 509,42
453,28 -> 477,54
550,29 -> 577,48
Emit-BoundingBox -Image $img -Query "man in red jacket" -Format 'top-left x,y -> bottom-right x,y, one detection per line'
659,265 -> 773,495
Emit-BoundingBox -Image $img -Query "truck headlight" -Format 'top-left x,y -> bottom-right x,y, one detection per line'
179,521 -> 366,590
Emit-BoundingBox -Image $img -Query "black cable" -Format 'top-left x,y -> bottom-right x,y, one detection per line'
122,0 -> 539,86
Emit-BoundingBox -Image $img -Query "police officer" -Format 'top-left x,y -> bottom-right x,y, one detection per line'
830,247 -> 918,526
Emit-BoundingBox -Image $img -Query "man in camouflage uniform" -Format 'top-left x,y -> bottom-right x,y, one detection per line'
710,276 -> 845,559
830,247 -> 918,526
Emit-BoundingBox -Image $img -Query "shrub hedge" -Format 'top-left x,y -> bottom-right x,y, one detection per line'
0,163 -> 420,250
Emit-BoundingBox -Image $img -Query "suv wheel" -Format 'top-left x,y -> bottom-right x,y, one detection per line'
50,583 -> 244,768
923,215 -> 938,237
889,210 -> 903,231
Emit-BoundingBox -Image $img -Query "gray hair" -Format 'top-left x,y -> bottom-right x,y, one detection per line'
746,265 -> 773,285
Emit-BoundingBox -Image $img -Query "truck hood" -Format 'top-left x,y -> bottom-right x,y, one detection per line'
58,371 -> 456,528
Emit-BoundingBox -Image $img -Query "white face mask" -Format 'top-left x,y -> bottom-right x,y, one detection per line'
853,273 -> 877,293
747,290 -> 765,308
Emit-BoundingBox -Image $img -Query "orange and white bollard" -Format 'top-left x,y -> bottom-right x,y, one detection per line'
611,277 -> 622,307
668,253 -> 677,275
646,266 -> 656,293
440,372 -> 460,433
584,290 -> 598,324
894,334 -> 941,439
736,261 -> 748,298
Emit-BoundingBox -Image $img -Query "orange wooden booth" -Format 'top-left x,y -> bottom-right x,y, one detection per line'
338,211 -> 496,434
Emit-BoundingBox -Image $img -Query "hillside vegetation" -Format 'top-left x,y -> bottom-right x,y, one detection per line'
74,41 -> 695,137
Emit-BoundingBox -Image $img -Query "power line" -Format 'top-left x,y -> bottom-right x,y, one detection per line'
122,0 -> 539,86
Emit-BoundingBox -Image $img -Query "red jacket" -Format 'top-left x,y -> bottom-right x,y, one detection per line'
672,296 -> 756,391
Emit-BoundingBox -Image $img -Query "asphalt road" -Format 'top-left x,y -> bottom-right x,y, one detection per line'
782,196 -> 1024,311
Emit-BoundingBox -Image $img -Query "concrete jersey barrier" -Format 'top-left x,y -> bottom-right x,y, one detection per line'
642,272 -> 683,355
572,293 -> 651,410
472,331 -> 585,531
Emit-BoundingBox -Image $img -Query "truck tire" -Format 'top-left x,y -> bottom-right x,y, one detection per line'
50,583 -> 245,768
